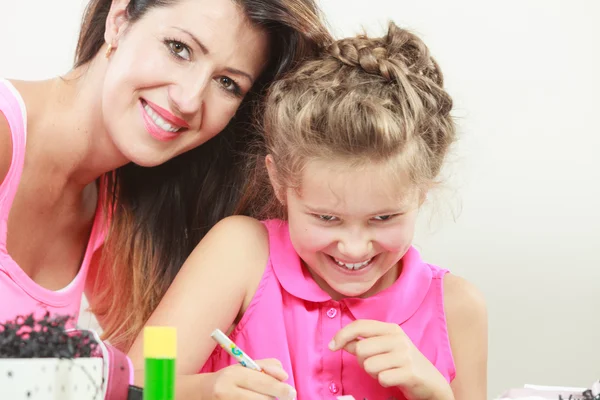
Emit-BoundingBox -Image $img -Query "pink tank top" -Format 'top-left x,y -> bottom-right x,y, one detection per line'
0,78 -> 105,328
201,219 -> 456,400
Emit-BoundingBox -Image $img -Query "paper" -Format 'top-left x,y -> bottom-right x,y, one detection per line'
524,384 -> 587,392
497,383 -> 589,400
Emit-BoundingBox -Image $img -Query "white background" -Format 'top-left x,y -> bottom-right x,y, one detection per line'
1,0 -> 599,398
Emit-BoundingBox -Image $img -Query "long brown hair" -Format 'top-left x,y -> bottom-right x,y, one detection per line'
240,22 -> 456,220
77,0 -> 331,350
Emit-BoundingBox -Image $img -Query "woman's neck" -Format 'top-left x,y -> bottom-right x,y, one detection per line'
19,54 -> 129,192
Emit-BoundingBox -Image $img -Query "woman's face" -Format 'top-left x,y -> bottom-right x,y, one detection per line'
101,0 -> 270,167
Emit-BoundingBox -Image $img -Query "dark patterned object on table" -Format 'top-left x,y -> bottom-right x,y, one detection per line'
0,312 -> 99,358
559,382 -> 600,400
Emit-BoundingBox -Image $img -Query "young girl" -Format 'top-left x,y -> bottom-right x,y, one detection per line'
128,22 -> 488,400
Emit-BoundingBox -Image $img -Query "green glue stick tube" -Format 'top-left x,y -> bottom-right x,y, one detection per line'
144,326 -> 176,400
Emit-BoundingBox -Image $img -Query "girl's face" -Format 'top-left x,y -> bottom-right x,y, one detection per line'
101,0 -> 269,166
279,158 -> 423,300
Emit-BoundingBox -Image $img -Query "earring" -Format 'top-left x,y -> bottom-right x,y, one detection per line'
105,43 -> 113,59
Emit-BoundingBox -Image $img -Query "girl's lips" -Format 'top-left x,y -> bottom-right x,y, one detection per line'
326,253 -> 379,275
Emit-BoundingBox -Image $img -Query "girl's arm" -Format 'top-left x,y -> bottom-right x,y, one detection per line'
126,216 -> 273,393
444,274 -> 488,400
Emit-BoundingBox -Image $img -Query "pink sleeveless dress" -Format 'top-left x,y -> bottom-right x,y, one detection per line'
0,78 -> 105,328
201,219 -> 456,400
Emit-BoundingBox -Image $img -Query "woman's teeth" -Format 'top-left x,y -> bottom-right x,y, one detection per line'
143,103 -> 181,133
334,257 -> 372,270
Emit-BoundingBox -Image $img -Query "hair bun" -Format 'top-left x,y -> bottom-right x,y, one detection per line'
327,22 -> 443,86
329,37 -> 392,79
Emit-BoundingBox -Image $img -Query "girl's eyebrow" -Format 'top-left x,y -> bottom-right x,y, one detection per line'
304,205 -> 406,216
304,205 -> 337,214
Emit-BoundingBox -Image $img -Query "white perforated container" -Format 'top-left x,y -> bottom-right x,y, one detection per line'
0,358 -> 104,400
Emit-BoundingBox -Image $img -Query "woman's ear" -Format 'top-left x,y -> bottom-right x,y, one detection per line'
266,155 -> 285,205
104,0 -> 131,49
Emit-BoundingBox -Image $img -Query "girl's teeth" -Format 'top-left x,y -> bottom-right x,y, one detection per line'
143,103 -> 181,133
334,257 -> 372,270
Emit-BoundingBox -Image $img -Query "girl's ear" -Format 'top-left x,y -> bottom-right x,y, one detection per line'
419,190 -> 429,206
266,155 -> 285,204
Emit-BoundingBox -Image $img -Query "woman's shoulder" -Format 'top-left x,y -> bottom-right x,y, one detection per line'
0,78 -> 21,186
0,78 -> 46,186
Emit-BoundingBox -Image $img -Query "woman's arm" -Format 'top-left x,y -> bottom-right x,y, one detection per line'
126,216 -> 270,379
444,274 -> 488,400
0,112 -> 12,185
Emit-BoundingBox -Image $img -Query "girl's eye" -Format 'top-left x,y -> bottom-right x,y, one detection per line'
166,40 -> 191,60
373,214 -> 394,221
318,215 -> 337,222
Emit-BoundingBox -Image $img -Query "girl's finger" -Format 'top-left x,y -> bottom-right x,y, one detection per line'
330,320 -> 403,351
256,358 -> 289,382
344,334 -> 399,358
236,367 -> 297,400
362,352 -> 405,378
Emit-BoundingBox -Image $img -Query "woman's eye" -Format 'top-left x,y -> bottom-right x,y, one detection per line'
167,40 -> 191,60
220,77 -> 233,88
373,215 -> 394,221
217,76 -> 242,96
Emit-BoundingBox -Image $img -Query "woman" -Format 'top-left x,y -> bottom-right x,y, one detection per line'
0,0 -> 330,351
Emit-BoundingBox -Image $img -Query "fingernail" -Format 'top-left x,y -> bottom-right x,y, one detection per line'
328,340 -> 336,350
287,388 -> 297,400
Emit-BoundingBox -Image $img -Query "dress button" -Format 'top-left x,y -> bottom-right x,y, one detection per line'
328,381 -> 339,394
326,307 -> 337,318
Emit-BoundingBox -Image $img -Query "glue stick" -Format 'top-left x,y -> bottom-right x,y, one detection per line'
144,326 -> 176,400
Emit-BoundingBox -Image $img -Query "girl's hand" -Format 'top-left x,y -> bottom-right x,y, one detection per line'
208,358 -> 297,400
330,320 -> 454,400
